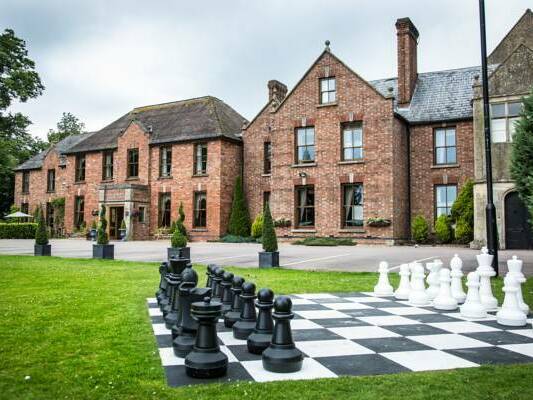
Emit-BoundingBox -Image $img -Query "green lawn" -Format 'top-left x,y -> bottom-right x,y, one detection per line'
0,255 -> 532,400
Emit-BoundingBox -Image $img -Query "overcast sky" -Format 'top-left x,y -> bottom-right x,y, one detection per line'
1,0 -> 530,139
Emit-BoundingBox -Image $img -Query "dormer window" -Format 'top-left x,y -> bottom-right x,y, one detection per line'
320,77 -> 336,104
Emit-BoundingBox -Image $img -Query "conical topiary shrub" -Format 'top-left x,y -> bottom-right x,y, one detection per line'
93,205 -> 114,259
34,204 -> 51,256
168,220 -> 190,261
259,202 -> 279,267
97,205 -> 109,245
228,176 -> 251,237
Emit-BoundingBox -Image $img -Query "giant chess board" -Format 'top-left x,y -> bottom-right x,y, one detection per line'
147,292 -> 533,387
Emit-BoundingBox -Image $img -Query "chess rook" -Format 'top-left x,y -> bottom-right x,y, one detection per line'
394,264 -> 411,300
374,261 -> 393,296
496,273 -> 527,327
224,276 -> 245,328
433,268 -> 458,311
460,271 -> 487,319
450,254 -> 466,304
262,296 -> 303,373
247,288 -> 275,354
232,282 -> 257,339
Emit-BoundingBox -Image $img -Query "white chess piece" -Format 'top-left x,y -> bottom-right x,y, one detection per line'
374,261 -> 393,296
476,247 -> 498,311
460,271 -> 487,319
450,254 -> 467,304
394,264 -> 411,300
496,273 -> 527,326
426,260 -> 442,301
408,263 -> 430,306
507,256 -> 529,315
433,268 -> 458,311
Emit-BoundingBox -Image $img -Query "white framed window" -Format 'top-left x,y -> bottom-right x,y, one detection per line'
320,77 -> 336,104
490,101 -> 522,143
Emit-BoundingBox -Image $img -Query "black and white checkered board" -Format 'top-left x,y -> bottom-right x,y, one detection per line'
147,292 -> 533,387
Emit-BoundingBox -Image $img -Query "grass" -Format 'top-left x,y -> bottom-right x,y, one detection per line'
292,237 -> 357,246
0,255 -> 532,400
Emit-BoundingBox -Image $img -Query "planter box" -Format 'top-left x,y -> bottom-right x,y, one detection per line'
93,244 -> 114,259
34,244 -> 51,256
259,251 -> 279,268
168,246 -> 190,261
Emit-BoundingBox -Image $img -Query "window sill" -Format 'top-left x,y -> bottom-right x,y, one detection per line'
317,102 -> 338,108
21,192 -> 29,195
338,160 -> 364,165
291,228 -> 317,233
101,179 -> 114,183
74,181 -> 85,185
125,177 -> 139,181
158,176 -> 172,180
262,173 -> 272,177
191,228 -> 208,232
431,164 -> 460,169
192,174 -> 208,178
46,190 -> 55,194
291,163 -> 317,168
339,229 -> 366,233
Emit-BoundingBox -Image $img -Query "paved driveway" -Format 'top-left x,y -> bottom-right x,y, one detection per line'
1,239 -> 532,276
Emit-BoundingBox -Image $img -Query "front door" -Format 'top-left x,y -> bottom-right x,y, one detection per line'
505,192 -> 533,249
109,206 -> 124,240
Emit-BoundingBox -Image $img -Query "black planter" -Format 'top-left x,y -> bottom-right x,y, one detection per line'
168,246 -> 191,261
259,251 -> 279,268
93,244 -> 114,259
34,244 -> 51,256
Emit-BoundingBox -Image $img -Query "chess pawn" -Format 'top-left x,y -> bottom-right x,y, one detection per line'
394,264 -> 411,300
425,260 -> 442,301
374,261 -> 393,296
209,266 -> 221,298
220,271 -> 234,314
211,267 -> 225,301
262,296 -> 303,373
460,271 -> 487,319
496,274 -> 527,326
156,262 -> 169,305
408,262 -> 417,288
476,247 -> 498,311
224,276 -> 245,328
433,269 -> 458,311
247,288 -> 275,354
206,264 -> 216,288
185,297 -> 228,378
408,263 -> 430,306
450,254 -> 466,304
232,282 -> 257,339
507,256 -> 529,315
163,258 -> 188,324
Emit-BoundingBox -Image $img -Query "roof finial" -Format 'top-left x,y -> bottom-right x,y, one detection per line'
325,40 -> 331,51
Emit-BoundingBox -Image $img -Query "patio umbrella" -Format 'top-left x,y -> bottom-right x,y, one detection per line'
5,211 -> 33,218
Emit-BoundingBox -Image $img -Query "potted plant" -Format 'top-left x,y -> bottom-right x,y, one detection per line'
168,223 -> 189,260
119,219 -> 127,241
93,205 -> 114,259
34,204 -> 51,256
258,202 -> 279,268
89,220 -> 97,241
367,217 -> 392,227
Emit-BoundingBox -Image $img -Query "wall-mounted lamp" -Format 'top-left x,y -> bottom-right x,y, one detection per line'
299,172 -> 307,178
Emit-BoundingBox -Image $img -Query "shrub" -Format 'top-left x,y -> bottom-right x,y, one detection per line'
177,203 -> 188,238
251,213 -> 264,238
455,218 -> 473,244
292,237 -> 357,246
262,202 -> 278,252
228,176 -> 251,237
0,223 -> 37,239
450,179 -> 474,244
411,215 -> 429,243
169,221 -> 176,234
219,234 -> 258,243
90,220 -> 97,230
435,214 -> 452,244
96,205 -> 109,245
171,227 -> 187,248
34,204 -> 48,245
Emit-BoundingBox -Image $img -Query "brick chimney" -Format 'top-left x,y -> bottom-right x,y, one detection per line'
396,17 -> 419,106
268,80 -> 288,104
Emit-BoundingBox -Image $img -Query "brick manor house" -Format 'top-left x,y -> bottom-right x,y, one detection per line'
14,11 -> 533,247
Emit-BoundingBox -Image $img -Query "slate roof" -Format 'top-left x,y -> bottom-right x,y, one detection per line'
64,96 -> 246,154
14,132 -> 94,171
370,66 -> 483,124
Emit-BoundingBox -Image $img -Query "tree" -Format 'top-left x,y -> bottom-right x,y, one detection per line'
510,89 -> 533,224
47,112 -> 85,144
261,202 -> 278,252
177,202 -> 187,238
228,176 -> 250,237
450,179 -> 474,243
97,205 -> 109,245
435,214 -> 452,244
34,204 -> 48,245
0,29 -> 45,215
251,213 -> 264,238
411,215 -> 429,243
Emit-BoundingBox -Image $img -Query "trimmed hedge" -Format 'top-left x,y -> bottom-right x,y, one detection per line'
292,237 -> 357,246
0,223 -> 37,239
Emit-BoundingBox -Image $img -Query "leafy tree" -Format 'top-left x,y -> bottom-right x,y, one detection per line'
510,89 -> 533,224
96,205 -> 109,245
34,204 -> 48,245
47,112 -> 85,144
251,213 -> 264,238
411,215 -> 429,243
450,180 -> 474,243
435,214 -> 452,244
228,176 -> 250,237
261,202 -> 278,252
0,29 -> 45,215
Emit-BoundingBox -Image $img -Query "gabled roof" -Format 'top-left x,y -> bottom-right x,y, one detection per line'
14,132 -> 94,171
488,8 -> 533,65
65,96 -> 246,154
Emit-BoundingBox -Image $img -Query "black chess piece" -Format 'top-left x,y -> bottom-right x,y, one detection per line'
247,288 -> 275,354
172,268 -> 212,357
224,276 -> 245,328
232,282 -> 257,339
220,271 -> 234,314
164,258 -> 189,329
185,297 -> 228,378
262,296 -> 303,373
209,266 -> 219,295
211,267 -> 225,301
156,262 -> 169,306
206,264 -> 216,288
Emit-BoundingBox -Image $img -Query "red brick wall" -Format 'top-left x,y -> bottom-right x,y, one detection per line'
409,121 -> 475,228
